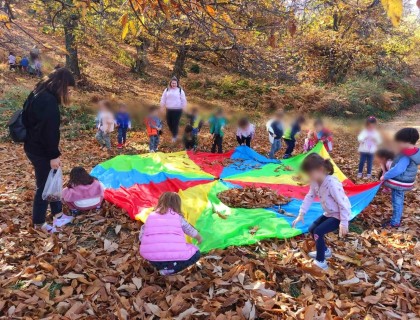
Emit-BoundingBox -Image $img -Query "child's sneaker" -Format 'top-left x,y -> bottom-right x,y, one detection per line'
364,174 -> 372,180
283,154 -> 291,159
117,143 -> 123,149
313,259 -> 329,270
70,209 -> 80,216
53,213 -> 74,227
308,248 -> 332,259
357,173 -> 363,179
382,220 -> 400,228
159,269 -> 175,276
35,223 -> 57,233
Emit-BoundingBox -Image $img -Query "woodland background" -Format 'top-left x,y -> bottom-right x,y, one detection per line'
0,0 -> 419,319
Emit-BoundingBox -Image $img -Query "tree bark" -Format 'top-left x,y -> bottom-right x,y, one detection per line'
64,15 -> 81,77
172,45 -> 188,79
132,36 -> 150,74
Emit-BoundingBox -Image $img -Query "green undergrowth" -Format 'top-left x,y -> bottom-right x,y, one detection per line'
185,73 -> 419,119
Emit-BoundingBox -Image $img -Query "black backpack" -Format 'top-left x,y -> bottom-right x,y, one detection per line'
8,93 -> 33,143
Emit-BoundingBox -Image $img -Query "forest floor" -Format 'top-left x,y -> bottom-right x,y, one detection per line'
0,7 -> 419,318
0,101 -> 419,319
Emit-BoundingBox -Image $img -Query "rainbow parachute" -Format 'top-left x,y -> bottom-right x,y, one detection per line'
91,143 -> 380,252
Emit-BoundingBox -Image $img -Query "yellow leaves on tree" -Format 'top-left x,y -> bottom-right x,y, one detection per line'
380,0 -> 403,26
0,13 -> 9,22
206,5 -> 216,17
121,13 -> 139,40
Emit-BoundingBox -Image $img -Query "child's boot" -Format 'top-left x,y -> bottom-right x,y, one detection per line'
117,143 -> 123,149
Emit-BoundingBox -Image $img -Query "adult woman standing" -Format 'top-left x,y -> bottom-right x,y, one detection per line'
23,68 -> 76,232
160,76 -> 187,142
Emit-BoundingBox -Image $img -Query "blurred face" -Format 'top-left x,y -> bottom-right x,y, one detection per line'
170,80 -> 178,88
306,168 -> 327,183
119,105 -> 127,113
366,122 -> 376,131
98,101 -> 108,111
315,124 -> 323,132
395,140 -> 412,151
275,112 -> 283,121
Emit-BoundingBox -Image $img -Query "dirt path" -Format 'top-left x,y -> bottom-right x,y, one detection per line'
382,104 -> 420,133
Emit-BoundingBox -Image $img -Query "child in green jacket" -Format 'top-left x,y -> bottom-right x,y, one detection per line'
209,109 -> 227,153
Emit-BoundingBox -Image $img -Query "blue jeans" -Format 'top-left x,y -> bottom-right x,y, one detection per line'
358,152 -> 374,175
308,215 -> 340,261
118,127 -> 128,144
269,139 -> 281,159
391,189 -> 405,226
149,135 -> 159,152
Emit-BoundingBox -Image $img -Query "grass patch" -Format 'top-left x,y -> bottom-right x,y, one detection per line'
0,86 -> 30,141
289,282 -> 301,298
10,280 -> 27,290
49,281 -> 64,299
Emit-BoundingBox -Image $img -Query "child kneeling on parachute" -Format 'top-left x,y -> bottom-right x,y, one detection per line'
139,192 -> 203,275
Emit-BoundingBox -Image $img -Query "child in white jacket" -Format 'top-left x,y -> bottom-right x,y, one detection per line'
357,116 -> 382,179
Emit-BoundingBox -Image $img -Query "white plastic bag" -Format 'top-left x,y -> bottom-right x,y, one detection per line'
42,168 -> 63,202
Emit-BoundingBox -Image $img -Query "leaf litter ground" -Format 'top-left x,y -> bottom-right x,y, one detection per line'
0,121 -> 419,319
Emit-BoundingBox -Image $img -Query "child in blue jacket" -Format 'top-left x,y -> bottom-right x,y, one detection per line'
115,103 -> 131,149
381,128 -> 419,227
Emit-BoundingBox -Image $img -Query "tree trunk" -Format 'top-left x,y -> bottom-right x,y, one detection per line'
132,36 -> 149,74
64,15 -> 81,77
172,46 -> 188,79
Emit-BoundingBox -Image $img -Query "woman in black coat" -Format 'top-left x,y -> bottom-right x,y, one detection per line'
23,68 -> 75,232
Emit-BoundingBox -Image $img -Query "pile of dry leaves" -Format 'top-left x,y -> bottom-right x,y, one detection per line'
217,186 -> 290,208
0,115 -> 419,319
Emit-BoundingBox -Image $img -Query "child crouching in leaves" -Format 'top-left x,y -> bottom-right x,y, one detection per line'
139,192 -> 203,275
62,167 -> 104,215
183,125 -> 198,152
292,153 -> 351,270
236,117 -> 255,148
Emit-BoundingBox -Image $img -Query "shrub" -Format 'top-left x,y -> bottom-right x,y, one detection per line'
190,64 -> 200,74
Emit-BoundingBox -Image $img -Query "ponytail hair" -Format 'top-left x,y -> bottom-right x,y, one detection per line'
301,153 -> 334,175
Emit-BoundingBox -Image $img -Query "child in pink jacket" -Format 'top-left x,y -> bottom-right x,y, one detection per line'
139,192 -> 203,275
62,167 -> 104,214
292,153 -> 351,271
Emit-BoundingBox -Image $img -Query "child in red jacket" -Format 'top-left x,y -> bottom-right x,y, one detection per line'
145,106 -> 162,153
304,119 -> 333,153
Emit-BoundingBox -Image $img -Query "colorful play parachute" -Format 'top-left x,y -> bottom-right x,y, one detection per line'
91,143 -> 380,252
